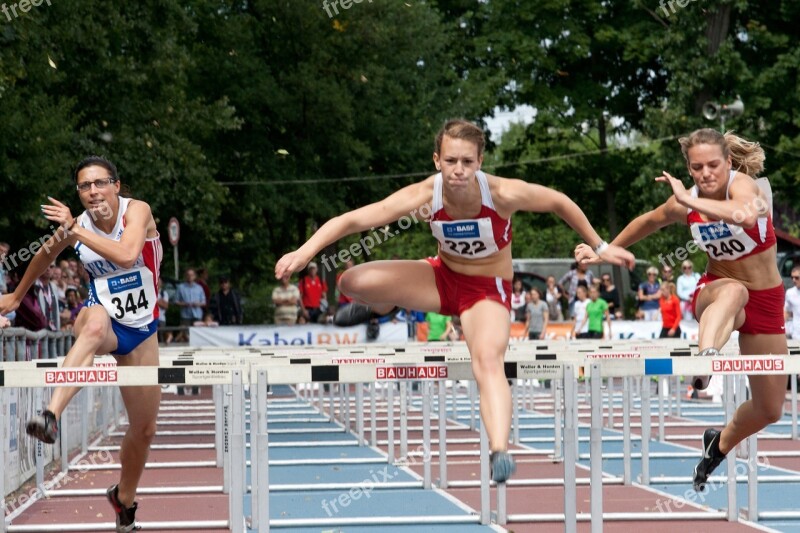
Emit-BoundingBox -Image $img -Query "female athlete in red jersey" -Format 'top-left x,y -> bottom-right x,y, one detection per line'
277,119 -> 634,482
576,129 -> 786,491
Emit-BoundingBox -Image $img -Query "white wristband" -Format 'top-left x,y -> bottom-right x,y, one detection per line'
594,240 -> 609,256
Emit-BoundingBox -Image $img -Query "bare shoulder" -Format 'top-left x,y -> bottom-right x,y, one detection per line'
123,199 -> 156,228
729,171 -> 761,196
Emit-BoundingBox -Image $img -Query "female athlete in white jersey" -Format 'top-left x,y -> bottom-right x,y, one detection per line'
276,119 -> 634,482
0,156 -> 162,532
576,129 -> 787,492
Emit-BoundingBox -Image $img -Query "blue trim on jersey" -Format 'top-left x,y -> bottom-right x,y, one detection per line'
110,319 -> 158,356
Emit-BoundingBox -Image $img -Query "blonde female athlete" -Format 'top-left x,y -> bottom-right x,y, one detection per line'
576,129 -> 786,491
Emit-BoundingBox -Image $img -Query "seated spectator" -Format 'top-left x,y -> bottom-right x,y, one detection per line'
599,273 -> 622,319
637,267 -> 661,321
212,276 -> 243,325
273,273 -> 301,325
425,311 -> 452,342
59,288 -> 84,331
658,282 -> 682,338
676,259 -> 700,320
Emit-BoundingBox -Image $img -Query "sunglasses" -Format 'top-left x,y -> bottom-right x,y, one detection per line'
682,266 -> 692,270
793,276 -> 800,280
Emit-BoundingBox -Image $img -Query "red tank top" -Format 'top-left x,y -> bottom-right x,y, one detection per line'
429,171 -> 511,259
686,171 -> 775,261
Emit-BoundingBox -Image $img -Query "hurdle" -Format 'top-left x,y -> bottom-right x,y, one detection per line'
0,364 -> 247,533
7,339 -> 798,531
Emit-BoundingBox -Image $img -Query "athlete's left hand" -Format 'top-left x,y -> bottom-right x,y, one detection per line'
41,197 -> 75,229
655,171 -> 691,205
0,314 -> 10,328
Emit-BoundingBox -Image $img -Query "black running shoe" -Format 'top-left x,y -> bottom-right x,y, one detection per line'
26,409 -> 58,444
490,451 -> 517,483
691,347 -> 719,392
106,484 -> 140,532
693,428 -> 726,492
334,303 -> 372,326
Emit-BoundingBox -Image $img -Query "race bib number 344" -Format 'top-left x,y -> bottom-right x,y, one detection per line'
96,270 -> 156,326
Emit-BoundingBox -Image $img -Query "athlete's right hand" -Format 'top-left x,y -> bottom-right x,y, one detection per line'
0,293 -> 21,317
574,243 -> 602,265
275,251 -> 311,279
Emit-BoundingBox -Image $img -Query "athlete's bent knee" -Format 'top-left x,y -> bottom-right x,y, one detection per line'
79,319 -> 108,343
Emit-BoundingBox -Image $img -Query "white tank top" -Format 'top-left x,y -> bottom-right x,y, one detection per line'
75,197 -> 162,328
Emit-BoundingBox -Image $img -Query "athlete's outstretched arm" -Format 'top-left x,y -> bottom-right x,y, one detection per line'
574,195 -> 685,264
275,178 -> 434,278
499,179 -> 635,269
42,197 -> 151,269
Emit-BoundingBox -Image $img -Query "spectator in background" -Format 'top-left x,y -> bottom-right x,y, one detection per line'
599,273 -> 622,319
299,261 -> 327,324
658,282 -> 682,338
559,261 -> 594,319
584,285 -> 610,339
272,273 -> 301,325
425,311 -> 452,341
50,265 -> 67,307
157,279 -> 171,344
12,273 -> 48,331
637,266 -> 661,320
660,264 -> 674,284
571,285 -> 590,338
785,267 -> 800,340
193,313 -> 219,327
510,279 -> 526,322
175,268 -> 206,342
525,288 -> 549,340
212,276 -> 243,325
36,264 -> 60,331
59,287 -> 84,331
676,259 -> 701,320
0,241 -> 10,294
196,267 -> 211,315
544,275 -> 564,321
